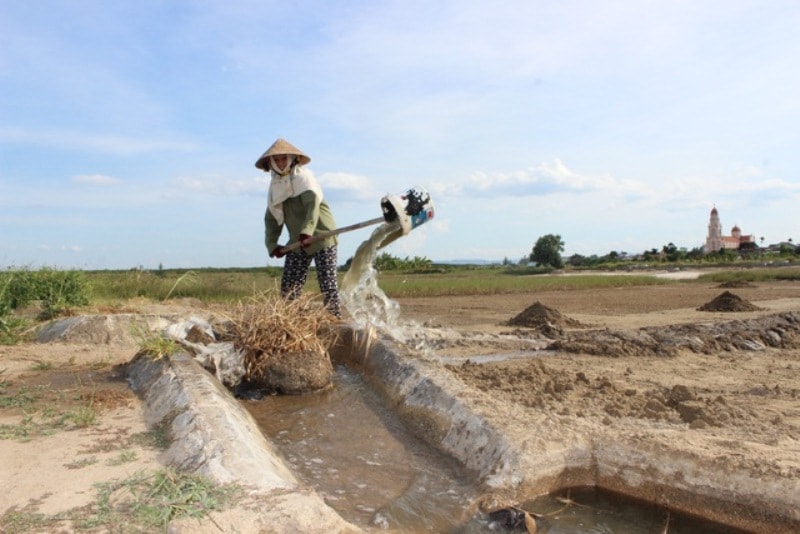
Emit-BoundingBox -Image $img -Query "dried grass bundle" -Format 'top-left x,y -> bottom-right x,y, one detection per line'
227,291 -> 339,382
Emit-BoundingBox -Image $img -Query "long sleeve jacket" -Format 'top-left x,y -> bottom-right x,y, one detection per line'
265,189 -> 338,256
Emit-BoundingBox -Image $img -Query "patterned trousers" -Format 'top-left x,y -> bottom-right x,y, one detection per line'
281,245 -> 342,318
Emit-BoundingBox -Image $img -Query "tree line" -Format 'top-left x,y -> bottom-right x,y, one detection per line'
526,234 -> 800,269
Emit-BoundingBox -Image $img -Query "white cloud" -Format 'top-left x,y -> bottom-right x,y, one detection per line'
443,159 -> 649,199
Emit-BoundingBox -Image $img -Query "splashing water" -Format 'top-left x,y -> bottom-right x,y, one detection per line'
340,223 -> 430,350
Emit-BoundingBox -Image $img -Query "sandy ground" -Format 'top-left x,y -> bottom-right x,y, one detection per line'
1,276 -> 799,531
394,277 -> 800,531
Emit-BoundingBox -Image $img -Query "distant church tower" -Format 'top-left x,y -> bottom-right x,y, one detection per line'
705,207 -> 723,253
704,206 -> 755,253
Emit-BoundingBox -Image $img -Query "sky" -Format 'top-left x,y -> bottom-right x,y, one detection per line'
2,0 -> 799,270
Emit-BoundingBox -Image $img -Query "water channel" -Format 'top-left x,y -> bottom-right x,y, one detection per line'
243,223 -> 752,532
244,365 -> 749,533
244,364 -> 480,531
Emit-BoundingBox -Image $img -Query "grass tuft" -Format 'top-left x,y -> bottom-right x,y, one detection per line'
162,270 -> 197,302
83,469 -> 242,530
68,404 -> 99,428
133,326 -> 181,360
130,424 -> 172,450
0,469 -> 242,533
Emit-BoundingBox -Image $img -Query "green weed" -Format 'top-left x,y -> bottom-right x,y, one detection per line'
130,424 -> 172,450
0,507 -> 52,533
0,384 -> 46,409
0,267 -> 90,320
68,404 -> 99,428
86,267 -> 281,303
0,385 -> 99,440
133,326 -> 181,360
163,270 -> 197,301
0,469 -> 242,533
376,269 -> 672,297
82,469 -> 242,531
0,316 -> 31,345
699,267 -> 800,284
65,456 -> 99,470
0,414 -> 38,441
30,360 -> 53,371
106,449 -> 138,466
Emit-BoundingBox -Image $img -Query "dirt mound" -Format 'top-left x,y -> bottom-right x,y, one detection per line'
548,312 -> 800,358
717,280 -> 758,289
505,301 -> 585,329
697,291 -> 763,312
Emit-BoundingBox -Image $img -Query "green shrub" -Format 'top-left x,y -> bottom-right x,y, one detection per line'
372,252 -> 434,272
0,268 -> 90,319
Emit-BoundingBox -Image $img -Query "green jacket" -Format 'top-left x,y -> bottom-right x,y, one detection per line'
265,190 -> 337,256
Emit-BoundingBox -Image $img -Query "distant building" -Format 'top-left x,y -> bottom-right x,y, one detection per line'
704,207 -> 755,253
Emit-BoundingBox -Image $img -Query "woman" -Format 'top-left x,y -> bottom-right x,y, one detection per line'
256,138 -> 341,318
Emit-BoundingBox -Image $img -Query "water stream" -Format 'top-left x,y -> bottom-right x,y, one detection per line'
340,223 -> 433,351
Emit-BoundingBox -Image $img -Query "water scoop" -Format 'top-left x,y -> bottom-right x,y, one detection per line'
282,187 -> 434,253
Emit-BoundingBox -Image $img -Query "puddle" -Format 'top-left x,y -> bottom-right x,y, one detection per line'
452,487 -> 751,533
244,365 -> 480,531
514,487 -> 750,534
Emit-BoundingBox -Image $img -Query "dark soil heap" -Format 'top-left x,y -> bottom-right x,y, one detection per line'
506,301 -> 585,328
697,291 -> 763,312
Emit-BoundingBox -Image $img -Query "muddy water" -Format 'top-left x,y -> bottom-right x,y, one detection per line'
244,365 -> 480,531
514,488 -> 750,534
245,366 -> 744,533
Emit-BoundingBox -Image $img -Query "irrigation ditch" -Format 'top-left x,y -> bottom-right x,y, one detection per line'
120,318 -> 799,533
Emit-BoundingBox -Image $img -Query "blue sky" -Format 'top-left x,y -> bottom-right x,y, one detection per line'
2,1 -> 799,270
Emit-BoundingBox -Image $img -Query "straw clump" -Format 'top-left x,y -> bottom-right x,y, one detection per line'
228,291 -> 339,393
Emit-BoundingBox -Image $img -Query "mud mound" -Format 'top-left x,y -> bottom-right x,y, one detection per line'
505,301 -> 585,329
717,280 -> 757,289
698,291 -> 763,312
547,312 -> 800,358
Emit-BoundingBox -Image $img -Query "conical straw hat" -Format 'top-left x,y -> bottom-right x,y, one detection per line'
255,138 -> 311,170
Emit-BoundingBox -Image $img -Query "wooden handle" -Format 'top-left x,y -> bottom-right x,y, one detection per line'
282,216 -> 387,252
